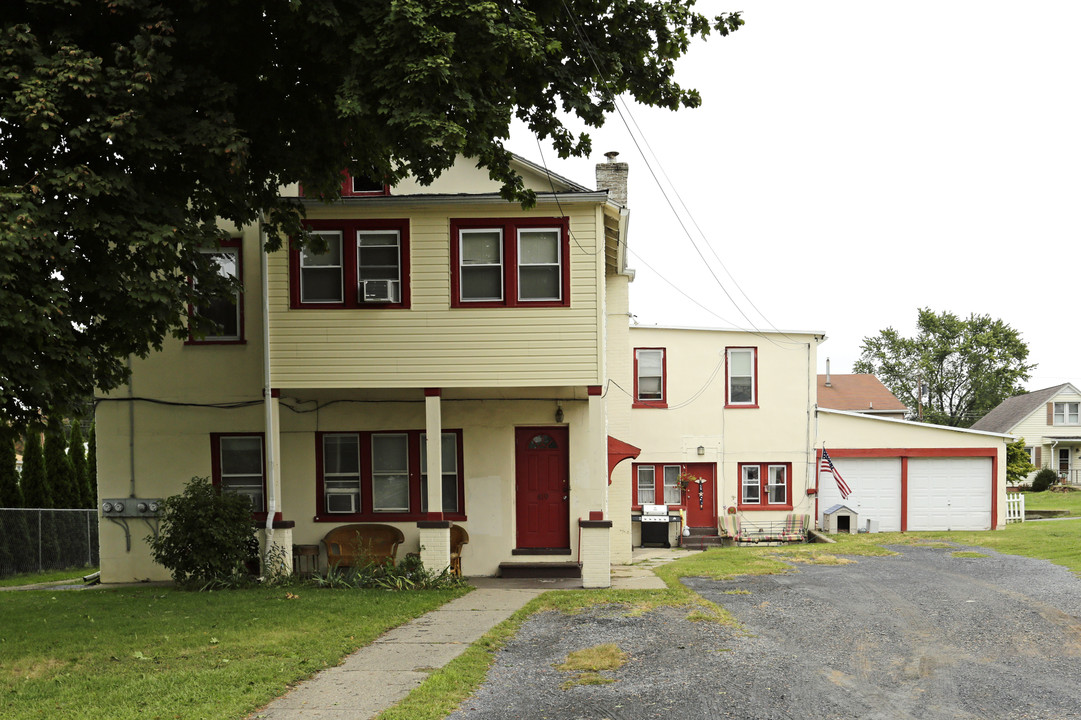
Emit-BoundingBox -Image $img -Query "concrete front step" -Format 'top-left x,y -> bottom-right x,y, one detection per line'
686,526 -> 719,536
680,535 -> 726,549
498,561 -> 582,579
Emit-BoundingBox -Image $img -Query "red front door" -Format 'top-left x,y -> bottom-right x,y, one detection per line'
515,427 -> 570,549
682,463 -> 717,528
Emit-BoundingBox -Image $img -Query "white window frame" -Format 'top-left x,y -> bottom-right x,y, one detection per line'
636,349 -> 665,403
420,432 -> 459,513
517,227 -> 562,302
637,465 -> 656,505
458,228 -> 504,302
766,464 -> 787,505
219,435 -> 264,511
323,433 -> 361,514
741,464 -> 761,504
727,348 -> 756,405
663,465 -> 681,504
371,433 -> 410,512
356,229 -> 401,303
195,246 -> 241,341
299,230 -> 344,303
1053,402 -> 1080,425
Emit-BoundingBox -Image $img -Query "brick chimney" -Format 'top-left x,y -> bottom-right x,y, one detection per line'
595,151 -> 628,207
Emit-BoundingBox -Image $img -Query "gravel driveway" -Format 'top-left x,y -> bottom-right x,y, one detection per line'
448,544 -> 1081,719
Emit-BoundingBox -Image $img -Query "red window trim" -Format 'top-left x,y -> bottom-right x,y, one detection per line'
449,217 -> 571,308
210,432 -> 268,520
313,429 -> 466,522
725,346 -> 759,408
289,218 -> 411,309
186,238 -> 246,345
737,461 -> 792,510
298,170 -> 391,198
631,462 -> 686,510
633,347 -> 668,409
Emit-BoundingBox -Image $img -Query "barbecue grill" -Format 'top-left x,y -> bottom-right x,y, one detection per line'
632,504 -> 680,547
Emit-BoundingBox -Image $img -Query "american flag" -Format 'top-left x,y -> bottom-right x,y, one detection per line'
820,449 -> 852,499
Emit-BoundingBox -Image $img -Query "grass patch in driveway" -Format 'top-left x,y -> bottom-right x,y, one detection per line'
556,643 -> 627,689
951,551 -> 989,558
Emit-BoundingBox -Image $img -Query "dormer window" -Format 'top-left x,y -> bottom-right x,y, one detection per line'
342,170 -> 389,197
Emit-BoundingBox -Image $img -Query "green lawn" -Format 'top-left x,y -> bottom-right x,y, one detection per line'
0,567 -> 98,588
1023,488 -> 1081,516
1,585 -> 467,720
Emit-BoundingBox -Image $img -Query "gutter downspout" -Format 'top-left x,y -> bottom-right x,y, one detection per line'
259,213 -> 277,565
127,356 -> 136,498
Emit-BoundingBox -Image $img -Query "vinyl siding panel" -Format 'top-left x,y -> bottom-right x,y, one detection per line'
268,202 -> 604,388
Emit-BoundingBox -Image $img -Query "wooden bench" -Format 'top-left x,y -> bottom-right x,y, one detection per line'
720,513 -> 810,545
322,523 -> 405,569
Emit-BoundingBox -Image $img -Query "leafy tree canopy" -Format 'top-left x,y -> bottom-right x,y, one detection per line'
0,0 -> 741,425
853,308 -> 1034,427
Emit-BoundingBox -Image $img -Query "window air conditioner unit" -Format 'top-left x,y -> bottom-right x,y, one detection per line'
231,487 -> 261,510
361,279 -> 398,303
326,493 -> 357,514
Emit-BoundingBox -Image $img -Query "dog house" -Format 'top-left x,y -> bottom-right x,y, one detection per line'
823,504 -> 859,534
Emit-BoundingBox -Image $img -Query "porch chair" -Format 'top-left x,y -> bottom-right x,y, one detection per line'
322,523 -> 404,569
449,525 -> 469,576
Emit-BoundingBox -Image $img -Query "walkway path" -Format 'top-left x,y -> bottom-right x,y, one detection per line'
250,548 -> 695,719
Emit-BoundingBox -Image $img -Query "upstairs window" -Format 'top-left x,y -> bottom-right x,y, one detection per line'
634,348 -> 667,408
726,347 -> 758,407
450,218 -> 570,308
1053,402 -> 1079,425
291,219 -> 410,309
188,240 -> 243,344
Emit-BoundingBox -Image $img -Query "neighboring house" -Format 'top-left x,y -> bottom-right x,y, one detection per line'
95,153 -> 635,586
971,383 -> 1081,484
610,325 -> 823,550
607,327 -> 1011,549
817,372 -> 908,420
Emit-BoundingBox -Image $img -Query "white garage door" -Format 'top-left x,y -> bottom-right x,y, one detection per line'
818,457 -> 902,532
908,457 -> 991,531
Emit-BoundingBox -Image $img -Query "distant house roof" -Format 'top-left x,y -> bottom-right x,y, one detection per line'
817,374 -> 908,415
969,383 -> 1073,433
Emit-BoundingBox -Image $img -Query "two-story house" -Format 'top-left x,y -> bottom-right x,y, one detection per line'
606,326 -> 1011,547
94,153 -> 635,586
971,383 -> 1081,484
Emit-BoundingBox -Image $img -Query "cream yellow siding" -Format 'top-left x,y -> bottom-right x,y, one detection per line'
615,326 -> 823,544
269,201 -> 604,389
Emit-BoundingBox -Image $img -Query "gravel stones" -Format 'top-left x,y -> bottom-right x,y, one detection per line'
449,545 -> 1081,719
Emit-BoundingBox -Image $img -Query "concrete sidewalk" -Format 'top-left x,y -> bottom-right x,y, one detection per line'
249,548 -> 694,719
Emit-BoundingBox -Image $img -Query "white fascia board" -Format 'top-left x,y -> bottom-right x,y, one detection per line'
630,324 -> 828,339
816,407 -> 1016,439
297,191 -> 611,207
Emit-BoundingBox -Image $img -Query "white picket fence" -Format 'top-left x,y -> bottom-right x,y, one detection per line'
1005,493 -> 1025,523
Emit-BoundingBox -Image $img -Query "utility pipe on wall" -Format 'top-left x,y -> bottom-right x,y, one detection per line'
259,214 -> 277,562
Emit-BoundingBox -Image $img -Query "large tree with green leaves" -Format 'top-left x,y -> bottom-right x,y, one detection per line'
854,308 -> 1034,427
0,1 -> 742,425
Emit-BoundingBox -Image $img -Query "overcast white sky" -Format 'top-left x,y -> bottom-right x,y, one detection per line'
507,1 -> 1081,392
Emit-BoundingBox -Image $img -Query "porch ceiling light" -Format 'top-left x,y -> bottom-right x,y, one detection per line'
555,401 -> 564,424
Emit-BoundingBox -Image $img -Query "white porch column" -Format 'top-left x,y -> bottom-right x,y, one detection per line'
419,389 -> 451,572
263,391 -> 292,575
580,388 -> 611,588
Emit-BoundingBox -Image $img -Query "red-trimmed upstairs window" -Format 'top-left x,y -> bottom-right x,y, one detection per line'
341,170 -> 390,197
633,348 -> 667,408
450,217 -> 571,308
290,219 -> 410,309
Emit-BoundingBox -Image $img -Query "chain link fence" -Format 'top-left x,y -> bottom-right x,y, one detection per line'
0,508 -> 99,579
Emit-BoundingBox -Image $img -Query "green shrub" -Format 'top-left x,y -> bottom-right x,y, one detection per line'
314,553 -> 463,591
1032,468 -> 1058,493
147,477 -> 257,587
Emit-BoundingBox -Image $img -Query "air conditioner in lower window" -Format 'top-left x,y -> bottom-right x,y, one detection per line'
361,279 -> 399,303
326,493 -> 357,513
230,487 -> 262,510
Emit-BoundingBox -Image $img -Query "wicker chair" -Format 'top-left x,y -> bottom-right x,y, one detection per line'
322,523 -> 404,569
449,525 -> 469,576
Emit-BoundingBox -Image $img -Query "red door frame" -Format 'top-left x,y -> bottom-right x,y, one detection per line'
514,426 -> 570,550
